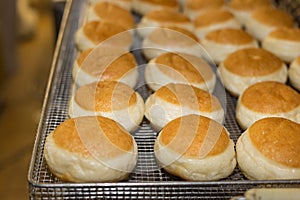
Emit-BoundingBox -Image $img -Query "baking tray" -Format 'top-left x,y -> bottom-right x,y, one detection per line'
28,0 -> 300,199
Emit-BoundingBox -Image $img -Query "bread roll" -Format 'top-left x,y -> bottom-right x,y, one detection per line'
245,7 -> 294,41
218,48 -> 288,96
194,9 -> 242,39
89,0 -> 132,10
69,81 -> 145,132
227,0 -> 272,25
289,56 -> 300,91
145,52 -> 216,92
183,0 -> 225,20
262,27 -> 300,63
75,21 -> 132,51
142,26 -> 203,60
201,28 -> 258,64
72,49 -> 138,88
236,117 -> 300,180
136,9 -> 192,38
155,114 -> 236,181
44,116 -> 138,182
236,81 -> 300,130
132,0 -> 179,15
87,2 -> 135,30
145,83 -> 224,130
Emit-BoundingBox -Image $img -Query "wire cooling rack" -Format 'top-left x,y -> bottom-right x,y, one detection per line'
28,0 -> 300,199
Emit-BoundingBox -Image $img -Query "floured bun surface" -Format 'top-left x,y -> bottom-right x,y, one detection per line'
142,26 -> 202,60
236,81 -> 300,129
289,56 -> 300,91
144,83 -> 224,130
132,0 -> 179,15
137,9 -> 192,38
227,0 -> 272,25
87,2 -> 135,30
72,49 -> 138,88
145,52 -> 216,92
75,21 -> 132,51
236,117 -> 300,180
262,27 -> 300,62
69,81 -> 145,132
194,9 -> 242,39
183,0 -> 225,20
44,116 -> 138,182
201,28 -> 258,64
218,48 -> 288,96
245,7 -> 294,41
89,0 -> 132,10
154,114 -> 236,181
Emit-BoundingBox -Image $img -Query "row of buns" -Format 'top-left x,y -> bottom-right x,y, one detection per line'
44,0 -> 300,183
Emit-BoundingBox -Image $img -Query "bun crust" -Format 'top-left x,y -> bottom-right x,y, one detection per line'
236,117 -> 300,180
289,56 -> 300,91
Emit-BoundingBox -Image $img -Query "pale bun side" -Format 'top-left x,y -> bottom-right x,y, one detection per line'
218,62 -> 288,97
69,91 -> 145,132
132,0 -> 179,15
74,28 -> 96,51
236,119 -> 300,180
289,57 -> 300,91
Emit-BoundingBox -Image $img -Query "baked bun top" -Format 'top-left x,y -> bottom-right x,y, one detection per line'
144,9 -> 191,23
228,0 -> 271,11
92,2 -> 135,29
241,81 -> 300,113
186,0 -> 224,11
159,114 -> 229,158
267,27 -> 300,41
74,81 -> 137,112
204,28 -> 254,44
223,48 -> 283,76
83,21 -> 130,45
148,26 -> 199,45
194,9 -> 235,27
248,117 -> 300,168
155,83 -> 222,112
51,116 -> 134,159
76,50 -> 137,79
139,0 -> 179,8
250,7 -> 294,28
155,52 -> 214,84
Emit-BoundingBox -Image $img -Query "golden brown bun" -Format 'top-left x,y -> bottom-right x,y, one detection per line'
144,83 -> 224,129
75,21 -> 132,51
194,9 -> 242,38
228,0 -> 272,24
136,9 -> 193,38
72,49 -> 138,87
184,0 -> 225,19
88,2 -> 135,30
89,0 -> 132,10
262,27 -> 300,62
155,114 -> 236,181
69,81 -> 145,132
201,28 -> 258,64
236,81 -> 300,129
218,48 -> 288,96
245,7 -> 295,41
145,52 -> 216,92
132,0 -> 179,15
44,116 -> 138,182
236,117 -> 300,180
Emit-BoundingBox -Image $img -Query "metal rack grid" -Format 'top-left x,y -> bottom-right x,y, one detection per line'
28,0 -> 300,199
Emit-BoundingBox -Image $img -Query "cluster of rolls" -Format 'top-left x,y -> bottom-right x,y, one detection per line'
44,0 -> 300,183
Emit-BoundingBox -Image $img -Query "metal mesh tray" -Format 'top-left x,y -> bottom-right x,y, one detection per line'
28,0 -> 300,199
